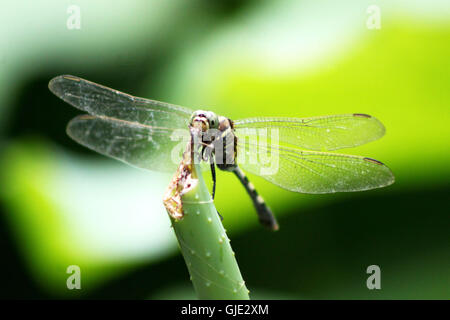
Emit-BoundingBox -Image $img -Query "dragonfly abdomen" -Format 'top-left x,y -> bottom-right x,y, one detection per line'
233,166 -> 279,231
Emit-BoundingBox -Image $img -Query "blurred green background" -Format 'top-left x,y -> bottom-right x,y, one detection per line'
0,0 -> 449,299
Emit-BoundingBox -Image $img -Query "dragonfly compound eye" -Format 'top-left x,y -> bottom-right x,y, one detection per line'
208,113 -> 219,129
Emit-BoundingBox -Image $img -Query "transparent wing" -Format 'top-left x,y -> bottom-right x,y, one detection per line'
49,75 -> 193,130
234,114 -> 385,151
236,142 -> 394,193
67,115 -> 191,172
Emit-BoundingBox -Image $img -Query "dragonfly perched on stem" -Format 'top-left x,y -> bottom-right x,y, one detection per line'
49,75 -> 395,231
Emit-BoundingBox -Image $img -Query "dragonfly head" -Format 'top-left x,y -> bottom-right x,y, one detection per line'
189,110 -> 219,131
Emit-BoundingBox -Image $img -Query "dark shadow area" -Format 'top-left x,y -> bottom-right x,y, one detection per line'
0,203 -> 51,299
199,0 -> 257,17
234,185 -> 450,299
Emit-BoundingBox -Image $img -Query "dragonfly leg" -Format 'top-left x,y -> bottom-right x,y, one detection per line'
217,210 -> 224,221
210,159 -> 217,200
189,128 -> 198,163
208,149 -> 224,221
233,166 -> 279,231
201,143 -> 217,199
201,143 -> 214,161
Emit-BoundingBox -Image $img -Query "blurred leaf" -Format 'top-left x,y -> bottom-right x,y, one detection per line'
0,138 -> 177,294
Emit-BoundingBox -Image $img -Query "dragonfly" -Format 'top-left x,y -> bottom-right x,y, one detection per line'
49,75 -> 395,231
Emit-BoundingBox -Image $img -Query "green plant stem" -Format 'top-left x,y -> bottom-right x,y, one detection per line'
169,162 -> 250,299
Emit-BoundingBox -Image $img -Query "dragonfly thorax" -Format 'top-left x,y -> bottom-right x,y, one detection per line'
188,110 -> 237,171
